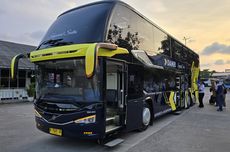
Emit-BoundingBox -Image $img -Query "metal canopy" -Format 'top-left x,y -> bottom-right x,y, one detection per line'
131,50 -> 164,70
0,40 -> 36,69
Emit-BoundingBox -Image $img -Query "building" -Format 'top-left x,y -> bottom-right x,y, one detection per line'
212,72 -> 230,80
0,40 -> 36,102
225,69 -> 230,73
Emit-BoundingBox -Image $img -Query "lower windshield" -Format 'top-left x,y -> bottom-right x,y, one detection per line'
36,59 -> 100,102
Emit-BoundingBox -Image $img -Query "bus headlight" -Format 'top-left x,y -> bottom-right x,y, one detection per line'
35,109 -> 42,118
74,115 -> 96,124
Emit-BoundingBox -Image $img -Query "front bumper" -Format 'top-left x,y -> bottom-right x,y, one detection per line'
35,117 -> 103,139
34,106 -> 105,139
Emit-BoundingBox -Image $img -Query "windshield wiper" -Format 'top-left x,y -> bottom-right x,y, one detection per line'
37,39 -> 63,49
50,41 -> 73,47
40,96 -> 81,108
37,39 -> 73,50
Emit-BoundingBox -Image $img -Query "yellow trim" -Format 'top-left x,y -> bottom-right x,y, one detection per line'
30,44 -> 90,62
169,92 -> 176,111
30,43 -> 129,62
85,43 -> 97,78
163,92 -> 170,105
191,61 -> 200,103
11,55 -> 17,79
30,43 -> 129,78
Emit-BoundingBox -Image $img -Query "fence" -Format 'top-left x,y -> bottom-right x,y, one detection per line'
0,89 -> 31,103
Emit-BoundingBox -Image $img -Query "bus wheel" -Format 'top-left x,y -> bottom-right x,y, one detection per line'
97,138 -> 104,145
139,103 -> 151,131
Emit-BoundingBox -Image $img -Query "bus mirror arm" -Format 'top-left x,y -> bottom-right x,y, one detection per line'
96,43 -> 117,51
11,53 -> 30,79
85,43 -> 118,78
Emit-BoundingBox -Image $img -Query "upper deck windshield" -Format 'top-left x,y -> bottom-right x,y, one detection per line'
38,3 -> 113,49
36,59 -> 101,103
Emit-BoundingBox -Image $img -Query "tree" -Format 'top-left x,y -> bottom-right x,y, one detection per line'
200,69 -> 212,79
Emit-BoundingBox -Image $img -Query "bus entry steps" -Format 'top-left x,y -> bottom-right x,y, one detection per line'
104,138 -> 124,147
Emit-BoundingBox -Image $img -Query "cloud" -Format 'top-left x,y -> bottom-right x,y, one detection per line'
0,8 -> 5,15
29,30 -> 45,41
200,63 -> 211,67
202,42 -> 230,55
214,59 -> 225,65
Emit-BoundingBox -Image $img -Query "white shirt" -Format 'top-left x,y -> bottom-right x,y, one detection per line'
199,83 -> 205,93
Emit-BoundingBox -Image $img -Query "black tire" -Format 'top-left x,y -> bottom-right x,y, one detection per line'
138,103 -> 151,131
186,93 -> 191,109
97,138 -> 104,145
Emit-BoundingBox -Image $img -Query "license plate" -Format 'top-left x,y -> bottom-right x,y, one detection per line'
49,128 -> 62,136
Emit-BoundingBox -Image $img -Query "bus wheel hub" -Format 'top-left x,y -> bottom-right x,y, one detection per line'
143,107 -> 150,126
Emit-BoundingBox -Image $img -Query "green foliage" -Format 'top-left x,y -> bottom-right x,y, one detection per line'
200,69 -> 217,79
200,69 -> 212,79
27,82 -> 35,97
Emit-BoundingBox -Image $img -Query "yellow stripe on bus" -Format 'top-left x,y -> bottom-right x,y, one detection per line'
169,92 -> 176,111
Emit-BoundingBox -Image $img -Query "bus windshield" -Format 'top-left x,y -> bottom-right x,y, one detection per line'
38,3 -> 113,49
36,59 -> 100,102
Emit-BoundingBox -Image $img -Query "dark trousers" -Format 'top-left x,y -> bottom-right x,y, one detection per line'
199,93 -> 204,107
217,95 -> 224,110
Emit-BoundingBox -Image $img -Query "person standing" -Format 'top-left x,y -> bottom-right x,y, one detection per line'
209,80 -> 217,105
216,81 -> 224,111
223,86 -> 227,107
198,81 -> 205,108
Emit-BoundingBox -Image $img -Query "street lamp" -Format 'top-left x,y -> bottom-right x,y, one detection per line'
183,37 -> 190,46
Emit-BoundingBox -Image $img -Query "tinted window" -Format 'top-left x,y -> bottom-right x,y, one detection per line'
39,3 -> 113,49
107,4 -> 171,57
143,69 -> 176,92
152,27 -> 170,56
128,64 -> 143,99
107,4 -> 154,53
172,41 -> 182,60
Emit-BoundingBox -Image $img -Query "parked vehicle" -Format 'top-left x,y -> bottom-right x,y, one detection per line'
11,0 -> 200,144
224,78 -> 230,89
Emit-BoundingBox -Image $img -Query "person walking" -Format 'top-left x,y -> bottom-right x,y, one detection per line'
216,81 -> 224,111
209,80 -> 217,105
198,81 -> 205,108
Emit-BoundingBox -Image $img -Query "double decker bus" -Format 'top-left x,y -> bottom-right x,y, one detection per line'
11,0 -> 199,144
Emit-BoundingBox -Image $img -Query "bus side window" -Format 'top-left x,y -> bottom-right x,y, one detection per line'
128,66 -> 143,99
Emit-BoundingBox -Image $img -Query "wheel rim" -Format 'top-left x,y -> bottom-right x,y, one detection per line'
143,107 -> 151,126
187,96 -> 190,106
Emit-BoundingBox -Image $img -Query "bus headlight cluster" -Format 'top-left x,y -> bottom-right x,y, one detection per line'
74,115 -> 96,124
35,109 -> 42,118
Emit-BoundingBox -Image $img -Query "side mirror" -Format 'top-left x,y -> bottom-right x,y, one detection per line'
11,54 -> 27,79
85,43 -> 117,78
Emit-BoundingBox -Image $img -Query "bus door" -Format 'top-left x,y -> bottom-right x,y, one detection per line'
105,60 -> 126,133
176,73 -> 185,108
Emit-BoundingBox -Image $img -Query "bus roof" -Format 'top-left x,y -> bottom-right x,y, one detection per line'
59,0 -> 199,57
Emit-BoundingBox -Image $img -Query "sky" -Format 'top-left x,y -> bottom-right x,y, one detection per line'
0,0 -> 230,72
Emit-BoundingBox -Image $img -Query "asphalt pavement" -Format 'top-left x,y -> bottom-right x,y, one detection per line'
0,88 -> 230,152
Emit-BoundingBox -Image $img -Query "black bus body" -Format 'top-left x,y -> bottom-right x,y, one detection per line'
19,1 -> 200,141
